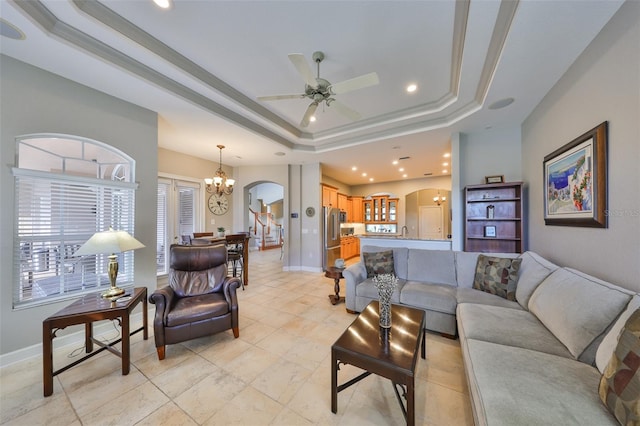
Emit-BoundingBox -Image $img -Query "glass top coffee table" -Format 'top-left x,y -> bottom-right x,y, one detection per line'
331,301 -> 426,425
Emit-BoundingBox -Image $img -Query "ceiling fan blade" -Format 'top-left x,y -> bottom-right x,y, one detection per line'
300,102 -> 318,127
329,72 -> 379,94
328,99 -> 361,121
257,94 -> 305,101
288,53 -> 318,89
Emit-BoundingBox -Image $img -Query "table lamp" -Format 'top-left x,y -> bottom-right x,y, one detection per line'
75,227 -> 145,299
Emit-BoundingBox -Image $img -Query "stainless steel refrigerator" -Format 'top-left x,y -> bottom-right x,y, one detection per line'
323,206 -> 341,271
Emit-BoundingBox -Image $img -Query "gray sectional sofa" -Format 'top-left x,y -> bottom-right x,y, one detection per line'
343,245 -> 637,425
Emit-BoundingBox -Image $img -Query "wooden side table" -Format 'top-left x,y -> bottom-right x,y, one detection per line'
42,287 -> 148,396
325,266 -> 345,305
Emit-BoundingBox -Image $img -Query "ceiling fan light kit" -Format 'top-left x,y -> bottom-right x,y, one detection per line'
258,51 -> 379,128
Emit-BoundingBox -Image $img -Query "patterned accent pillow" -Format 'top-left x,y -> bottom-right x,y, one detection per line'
599,309 -> 640,425
363,250 -> 395,278
472,255 -> 522,300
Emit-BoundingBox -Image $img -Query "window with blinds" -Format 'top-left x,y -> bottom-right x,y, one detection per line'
12,135 -> 137,308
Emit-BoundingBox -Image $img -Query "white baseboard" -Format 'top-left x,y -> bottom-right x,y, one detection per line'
0,310 -> 150,369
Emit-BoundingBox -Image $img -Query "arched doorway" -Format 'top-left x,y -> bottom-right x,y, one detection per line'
245,182 -> 285,253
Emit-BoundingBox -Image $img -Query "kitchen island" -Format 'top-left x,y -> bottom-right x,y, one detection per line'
357,235 -> 452,250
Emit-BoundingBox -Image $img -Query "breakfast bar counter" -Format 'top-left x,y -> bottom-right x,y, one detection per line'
357,235 -> 452,250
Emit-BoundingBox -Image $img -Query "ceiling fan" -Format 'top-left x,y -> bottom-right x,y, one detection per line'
258,51 -> 379,127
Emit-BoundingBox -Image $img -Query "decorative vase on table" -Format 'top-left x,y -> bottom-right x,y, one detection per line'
373,273 -> 399,328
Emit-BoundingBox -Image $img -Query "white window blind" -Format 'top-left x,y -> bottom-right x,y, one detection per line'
13,135 -> 137,308
156,181 -> 169,275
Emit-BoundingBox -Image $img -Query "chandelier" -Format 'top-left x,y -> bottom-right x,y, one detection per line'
204,145 -> 235,195
433,191 -> 447,206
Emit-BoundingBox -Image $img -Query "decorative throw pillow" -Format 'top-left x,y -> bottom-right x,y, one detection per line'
363,250 -> 395,278
472,255 -> 522,301
599,309 -> 640,425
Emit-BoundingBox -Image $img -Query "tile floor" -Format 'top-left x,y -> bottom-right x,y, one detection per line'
0,249 -> 473,425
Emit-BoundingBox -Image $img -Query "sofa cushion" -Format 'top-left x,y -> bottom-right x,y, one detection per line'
472,255 -> 522,301
457,303 -> 572,359
597,295 -> 640,373
456,288 -> 524,310
356,278 -> 406,304
462,339 -> 618,426
407,249 -> 457,286
363,249 -> 394,278
361,246 -> 408,280
529,268 -> 632,360
455,251 -> 519,289
515,251 -> 558,309
599,309 -> 640,425
400,281 -> 457,315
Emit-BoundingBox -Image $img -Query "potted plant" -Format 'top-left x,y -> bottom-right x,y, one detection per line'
217,226 -> 225,237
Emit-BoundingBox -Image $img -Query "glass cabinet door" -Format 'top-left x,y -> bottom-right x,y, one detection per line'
373,198 -> 379,221
380,197 -> 387,221
364,201 -> 372,222
388,199 -> 396,222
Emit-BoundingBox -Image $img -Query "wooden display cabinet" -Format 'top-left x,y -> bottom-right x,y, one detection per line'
363,196 -> 399,224
464,182 -> 525,253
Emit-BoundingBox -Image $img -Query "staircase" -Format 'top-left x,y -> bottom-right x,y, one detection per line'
250,209 -> 283,251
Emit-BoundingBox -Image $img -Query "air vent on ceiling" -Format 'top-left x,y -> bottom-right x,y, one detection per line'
423,173 -> 433,176
399,156 -> 411,160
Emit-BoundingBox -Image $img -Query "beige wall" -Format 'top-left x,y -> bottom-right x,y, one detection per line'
522,1 -> 640,291
0,56 -> 158,357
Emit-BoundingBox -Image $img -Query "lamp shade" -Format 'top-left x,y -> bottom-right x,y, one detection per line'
75,228 -> 145,256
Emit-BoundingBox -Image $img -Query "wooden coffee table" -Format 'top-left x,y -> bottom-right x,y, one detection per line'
42,287 -> 148,396
331,301 -> 426,425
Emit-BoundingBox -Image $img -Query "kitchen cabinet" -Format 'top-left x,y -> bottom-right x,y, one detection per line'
338,193 -> 348,212
340,235 -> 360,260
322,184 -> 338,208
349,196 -> 363,222
464,182 -> 524,253
363,196 -> 399,224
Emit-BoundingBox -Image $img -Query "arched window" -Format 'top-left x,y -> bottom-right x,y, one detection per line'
12,134 -> 138,307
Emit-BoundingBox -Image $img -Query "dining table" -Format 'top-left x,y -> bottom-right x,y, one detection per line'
192,235 -> 249,288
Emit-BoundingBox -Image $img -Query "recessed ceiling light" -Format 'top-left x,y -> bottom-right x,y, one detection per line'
443,153 -> 450,158
362,172 -> 367,177
310,116 -> 316,122
442,169 -> 448,174
488,97 -> 514,110
406,84 -> 417,93
369,178 -> 374,182
153,0 -> 172,8
403,174 -> 408,178
351,166 -> 357,171
0,18 -> 25,40
443,162 -> 449,166
399,168 -> 405,172
392,160 -> 398,165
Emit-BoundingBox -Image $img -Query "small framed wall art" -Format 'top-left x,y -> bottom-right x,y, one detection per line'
484,225 -> 497,237
485,175 -> 504,184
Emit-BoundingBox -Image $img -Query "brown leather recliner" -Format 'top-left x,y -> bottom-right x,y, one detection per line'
149,244 -> 241,360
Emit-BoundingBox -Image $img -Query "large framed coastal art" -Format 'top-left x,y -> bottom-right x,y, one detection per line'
543,121 -> 608,228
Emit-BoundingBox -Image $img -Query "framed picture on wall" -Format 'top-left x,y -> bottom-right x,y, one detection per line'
484,175 -> 504,184
543,121 -> 608,228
